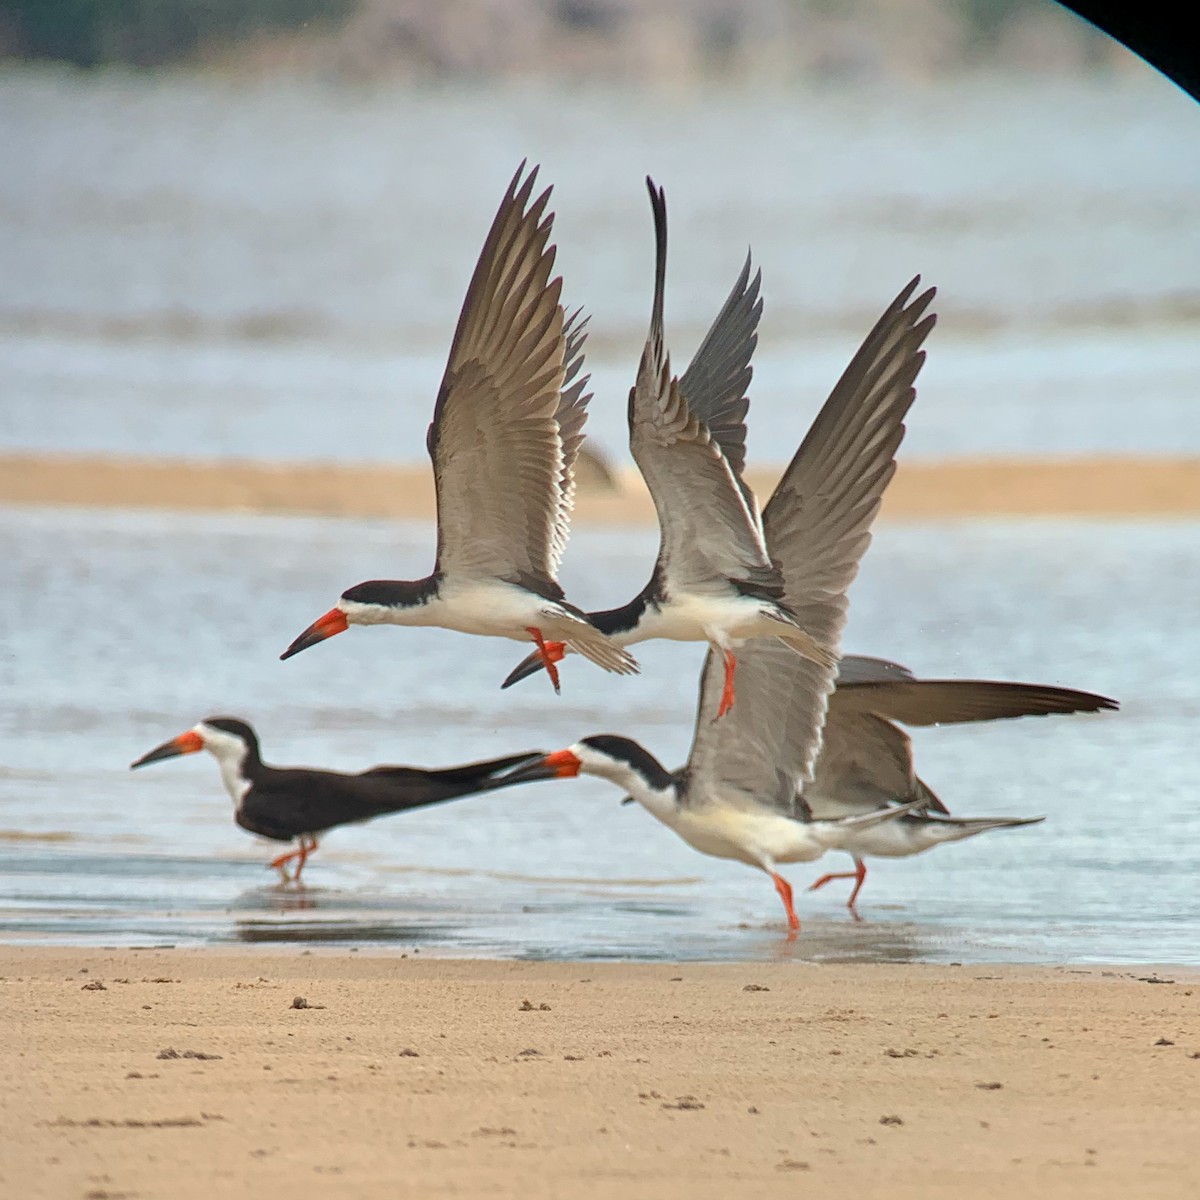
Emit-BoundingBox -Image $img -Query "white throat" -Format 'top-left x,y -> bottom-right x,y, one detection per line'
573,747 -> 678,824
339,598 -> 400,627
620,775 -> 679,824
196,724 -> 251,807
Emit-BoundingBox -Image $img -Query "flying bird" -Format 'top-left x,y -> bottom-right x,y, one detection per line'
130,717 -> 547,883
280,163 -> 638,690
502,276 -> 936,933
502,178 -> 833,717
802,655 -> 1118,915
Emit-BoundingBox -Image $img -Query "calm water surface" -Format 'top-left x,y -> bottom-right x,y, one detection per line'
1,69 -> 1199,463
2,67 -> 1198,961
2,506 -> 1196,963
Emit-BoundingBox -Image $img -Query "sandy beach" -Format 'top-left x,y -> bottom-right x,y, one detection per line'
3,453 -> 1200,521
2,949 -> 1196,1199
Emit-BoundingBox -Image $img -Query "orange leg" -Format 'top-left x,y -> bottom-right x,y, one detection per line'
268,835 -> 319,885
716,649 -> 737,719
808,859 -> 868,922
526,628 -> 565,695
291,836 -> 319,884
269,846 -> 300,883
808,870 -> 858,891
845,858 -> 868,921
771,871 -> 800,936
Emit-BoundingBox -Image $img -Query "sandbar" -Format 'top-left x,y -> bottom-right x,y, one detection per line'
2,948 -> 1196,1199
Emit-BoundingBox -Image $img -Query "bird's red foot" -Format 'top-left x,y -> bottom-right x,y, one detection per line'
771,871 -> 800,938
846,858 -> 867,922
808,861 -> 868,922
807,870 -> 858,892
268,836 -> 318,885
715,649 -> 737,719
268,847 -> 299,884
292,835 -> 318,884
526,628 -> 565,695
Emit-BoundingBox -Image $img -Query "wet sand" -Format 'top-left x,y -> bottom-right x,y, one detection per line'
2,949 -> 1196,1199
3,453 -> 1200,520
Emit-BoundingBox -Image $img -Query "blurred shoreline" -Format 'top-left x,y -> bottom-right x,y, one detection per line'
1,0 -> 1129,83
3,452 -> 1197,520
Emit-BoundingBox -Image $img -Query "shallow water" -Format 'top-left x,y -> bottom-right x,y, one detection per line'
3,66 -> 1198,961
2,506 -> 1197,963
1,69 -> 1199,463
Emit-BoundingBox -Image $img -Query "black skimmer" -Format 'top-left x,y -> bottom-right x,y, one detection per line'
502,176 -> 770,705
506,736 -> 924,935
280,163 -> 638,691
129,717 -> 547,883
502,192 -> 935,717
502,276 -> 936,934
802,655 -> 1119,916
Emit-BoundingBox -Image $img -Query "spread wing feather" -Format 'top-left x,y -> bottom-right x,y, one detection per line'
832,678 -> 1119,727
428,163 -> 574,594
630,180 -> 780,599
683,279 -> 937,812
677,251 -> 762,479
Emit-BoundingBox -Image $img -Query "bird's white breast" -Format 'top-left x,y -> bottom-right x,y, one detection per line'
660,802 -> 829,867
644,592 -> 766,645
215,759 -> 251,807
404,579 -> 548,638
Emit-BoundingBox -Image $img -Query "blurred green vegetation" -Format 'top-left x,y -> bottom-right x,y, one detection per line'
957,0 -> 1043,47
1,0 -> 354,66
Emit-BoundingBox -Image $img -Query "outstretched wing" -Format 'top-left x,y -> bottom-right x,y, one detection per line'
630,179 -> 781,600
836,655 -> 916,685
428,163 -> 571,595
805,704 -> 936,816
677,251 -> 762,480
807,671 -> 1115,818
550,307 -> 593,575
683,641 -> 815,813
832,677 -> 1119,727
685,280 -> 937,812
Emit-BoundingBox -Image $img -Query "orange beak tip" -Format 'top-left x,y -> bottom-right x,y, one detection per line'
281,607 -> 349,660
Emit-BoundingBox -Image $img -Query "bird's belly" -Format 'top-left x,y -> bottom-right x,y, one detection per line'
422,581 -> 546,638
235,812 -> 295,843
665,805 -> 827,867
840,821 -> 932,859
647,594 -> 761,643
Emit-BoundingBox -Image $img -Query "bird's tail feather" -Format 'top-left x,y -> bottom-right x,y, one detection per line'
918,815 -> 1046,845
543,611 -> 640,676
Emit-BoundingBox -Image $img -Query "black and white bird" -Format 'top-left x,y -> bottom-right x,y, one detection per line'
502,179 -> 835,717
508,736 -> 924,934
280,163 -> 637,690
801,655 -> 1118,915
129,717 -> 547,883
503,277 -> 936,933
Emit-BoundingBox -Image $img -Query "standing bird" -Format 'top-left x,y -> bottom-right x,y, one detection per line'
503,276 -> 937,933
502,179 -> 834,716
130,717 -> 547,883
802,655 -> 1119,916
280,164 -> 638,689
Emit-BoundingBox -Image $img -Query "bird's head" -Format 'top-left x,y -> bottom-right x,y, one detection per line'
130,717 -> 258,772
281,580 -> 435,659
502,735 -> 674,796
